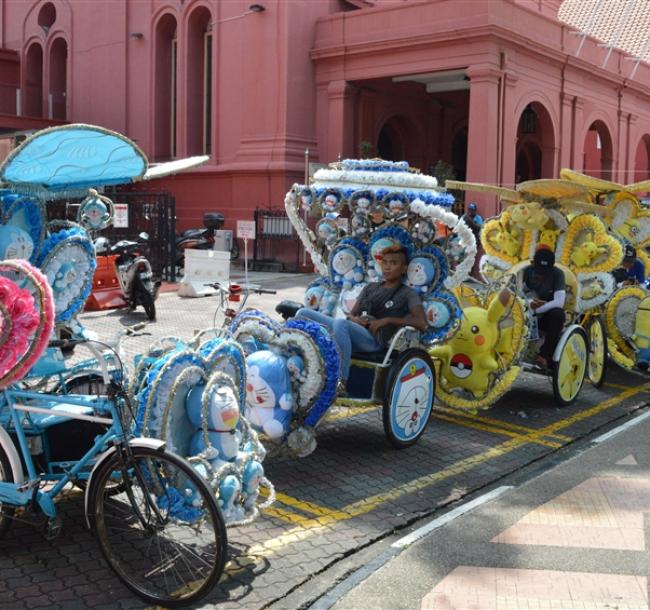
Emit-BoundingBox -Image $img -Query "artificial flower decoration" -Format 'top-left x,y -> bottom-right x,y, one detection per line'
36,226 -> 97,323
605,285 -> 650,371
556,214 -> 623,274
605,191 -> 650,248
134,343 -> 273,525
0,191 -> 44,263
481,218 -> 522,262
0,259 -> 55,388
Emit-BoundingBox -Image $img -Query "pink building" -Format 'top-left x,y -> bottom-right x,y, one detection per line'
1,0 -> 650,232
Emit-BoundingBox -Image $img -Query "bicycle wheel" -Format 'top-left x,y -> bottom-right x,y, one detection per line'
0,445 -> 15,539
88,446 -> 227,607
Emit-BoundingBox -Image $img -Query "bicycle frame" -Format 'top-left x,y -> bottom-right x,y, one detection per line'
0,388 -> 128,519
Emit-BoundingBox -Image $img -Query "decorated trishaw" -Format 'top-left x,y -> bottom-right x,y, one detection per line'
439,177 -> 625,409
553,170 -> 650,374
219,159 -> 477,457
0,124 -> 249,605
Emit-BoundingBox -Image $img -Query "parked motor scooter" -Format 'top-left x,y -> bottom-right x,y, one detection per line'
175,212 -> 239,273
94,233 -> 160,320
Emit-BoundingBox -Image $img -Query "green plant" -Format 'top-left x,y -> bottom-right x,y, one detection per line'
431,160 -> 456,186
358,140 -> 373,159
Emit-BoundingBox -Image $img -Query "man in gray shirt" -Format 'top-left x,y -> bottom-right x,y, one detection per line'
297,245 -> 426,393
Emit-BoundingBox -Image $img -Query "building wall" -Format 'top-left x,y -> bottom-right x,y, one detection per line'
1,0 -> 649,233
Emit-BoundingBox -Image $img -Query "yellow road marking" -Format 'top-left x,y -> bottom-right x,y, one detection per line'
245,381 -> 650,560
432,412 -> 563,448
273,491 -> 348,520
603,381 -> 635,391
434,406 -> 573,442
323,404 -> 375,423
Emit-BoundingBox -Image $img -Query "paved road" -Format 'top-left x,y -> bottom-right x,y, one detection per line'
2,274 -> 649,609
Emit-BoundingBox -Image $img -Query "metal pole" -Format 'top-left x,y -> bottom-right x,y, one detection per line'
302,148 -> 309,267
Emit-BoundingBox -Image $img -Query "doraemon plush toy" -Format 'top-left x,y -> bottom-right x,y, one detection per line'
320,188 -> 343,217
319,286 -> 339,316
0,225 -> 34,260
424,299 -> 451,328
186,382 -> 243,517
299,186 -> 314,213
329,239 -> 367,291
287,354 -> 306,383
304,283 -> 326,310
383,192 -> 409,219
187,384 -> 241,463
245,350 -> 294,441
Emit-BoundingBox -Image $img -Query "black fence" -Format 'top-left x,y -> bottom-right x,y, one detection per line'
253,208 -> 301,272
45,189 -> 177,282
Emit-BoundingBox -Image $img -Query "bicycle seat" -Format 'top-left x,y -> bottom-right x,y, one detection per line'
275,300 -> 302,320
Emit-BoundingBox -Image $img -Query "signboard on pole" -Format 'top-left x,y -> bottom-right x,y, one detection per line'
113,203 -> 129,228
237,220 -> 256,240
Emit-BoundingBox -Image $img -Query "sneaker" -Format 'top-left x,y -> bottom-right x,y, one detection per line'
336,380 -> 348,398
535,355 -> 549,370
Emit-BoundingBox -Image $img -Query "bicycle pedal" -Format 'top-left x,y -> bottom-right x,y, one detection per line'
44,516 -> 63,540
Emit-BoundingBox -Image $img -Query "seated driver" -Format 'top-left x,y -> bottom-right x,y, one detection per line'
524,247 -> 566,370
296,245 -> 426,394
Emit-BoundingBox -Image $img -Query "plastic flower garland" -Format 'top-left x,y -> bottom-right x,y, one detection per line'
0,259 -> 55,388
410,198 -> 476,288
36,226 -> 97,322
285,189 -> 328,275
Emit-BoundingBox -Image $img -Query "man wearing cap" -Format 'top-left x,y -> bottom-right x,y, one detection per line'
524,248 -> 566,370
461,202 -> 484,244
618,244 -> 645,286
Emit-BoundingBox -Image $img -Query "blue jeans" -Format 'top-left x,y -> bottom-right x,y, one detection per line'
296,308 -> 381,380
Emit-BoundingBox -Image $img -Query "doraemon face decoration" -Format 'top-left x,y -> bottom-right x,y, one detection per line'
412,219 -> 435,246
78,194 -> 112,231
384,192 -> 408,219
407,256 -> 437,296
329,240 -> 366,290
351,214 -> 370,238
315,218 -> 339,249
424,299 -> 451,328
0,225 -> 34,260
350,190 -> 375,216
299,187 -> 314,213
320,188 -> 343,217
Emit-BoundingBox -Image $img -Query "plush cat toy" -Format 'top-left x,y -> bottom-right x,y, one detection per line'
245,350 -> 294,441
331,244 -> 365,290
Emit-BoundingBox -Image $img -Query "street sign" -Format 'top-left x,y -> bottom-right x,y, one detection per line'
113,203 -> 128,228
237,220 -> 256,240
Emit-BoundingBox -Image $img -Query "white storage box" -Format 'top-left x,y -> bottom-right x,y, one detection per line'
178,249 -> 230,298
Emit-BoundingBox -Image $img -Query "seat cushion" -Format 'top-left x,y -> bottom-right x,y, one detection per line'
351,349 -> 390,363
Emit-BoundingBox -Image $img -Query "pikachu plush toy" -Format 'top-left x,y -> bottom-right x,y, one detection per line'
430,289 -> 513,398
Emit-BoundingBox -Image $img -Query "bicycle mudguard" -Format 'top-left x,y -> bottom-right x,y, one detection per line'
0,426 -> 24,485
84,437 -> 165,528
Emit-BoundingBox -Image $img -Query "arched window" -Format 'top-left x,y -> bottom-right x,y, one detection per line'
49,38 -> 67,120
24,43 -> 43,117
154,14 -> 177,160
186,7 -> 212,156
583,121 -> 613,180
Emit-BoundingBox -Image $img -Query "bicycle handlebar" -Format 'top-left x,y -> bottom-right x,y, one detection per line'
204,283 -> 276,296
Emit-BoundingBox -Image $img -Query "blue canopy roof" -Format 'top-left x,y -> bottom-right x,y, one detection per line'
0,124 -> 147,198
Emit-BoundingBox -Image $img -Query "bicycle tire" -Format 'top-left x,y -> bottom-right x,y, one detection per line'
87,446 -> 227,607
0,444 -> 15,539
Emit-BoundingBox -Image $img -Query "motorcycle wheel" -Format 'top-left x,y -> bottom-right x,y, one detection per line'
134,277 -> 156,321
230,240 -> 240,261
